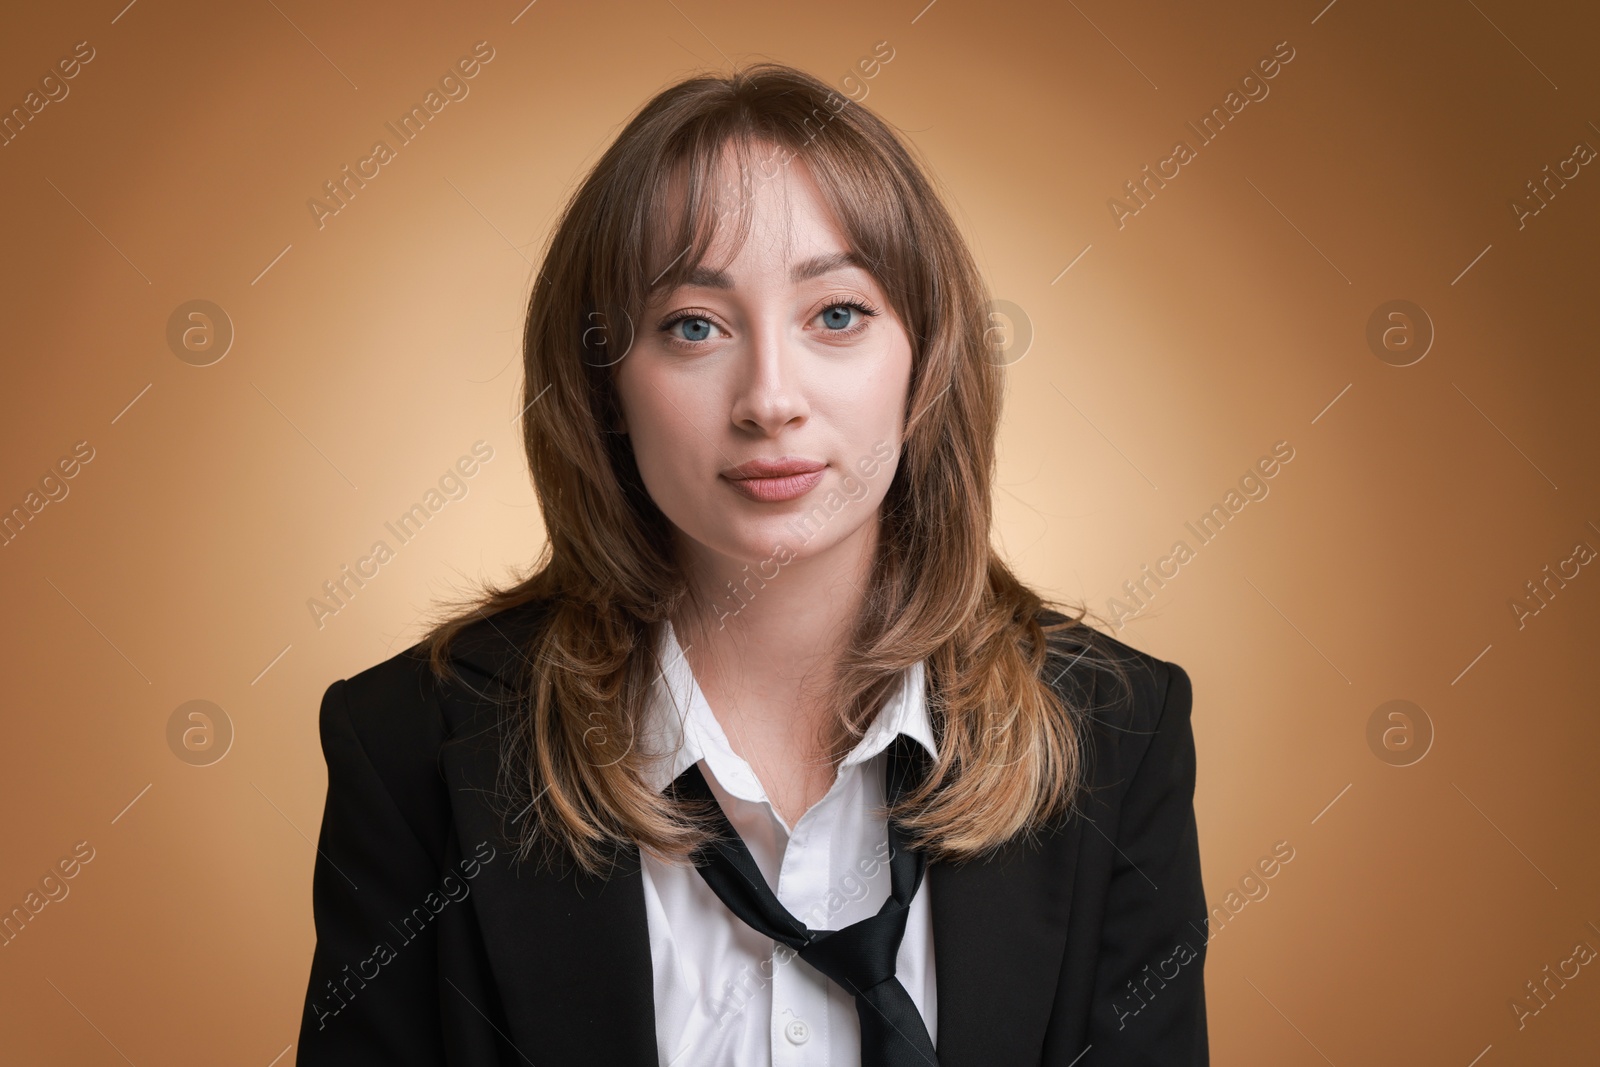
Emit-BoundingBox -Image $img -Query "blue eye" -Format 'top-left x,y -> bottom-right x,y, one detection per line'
673,316 -> 713,342
820,305 -> 857,330
815,300 -> 880,335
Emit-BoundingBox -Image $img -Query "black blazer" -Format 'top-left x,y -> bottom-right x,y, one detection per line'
296,601 -> 1209,1065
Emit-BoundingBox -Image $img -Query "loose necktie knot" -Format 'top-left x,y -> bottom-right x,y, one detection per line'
667,734 -> 940,1066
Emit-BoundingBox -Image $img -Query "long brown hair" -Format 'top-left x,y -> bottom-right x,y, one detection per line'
423,61 -> 1134,877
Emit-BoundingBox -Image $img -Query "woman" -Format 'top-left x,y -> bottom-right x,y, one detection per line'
297,62 -> 1207,1066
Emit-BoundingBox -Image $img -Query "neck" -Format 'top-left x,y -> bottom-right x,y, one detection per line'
673,521 -> 878,768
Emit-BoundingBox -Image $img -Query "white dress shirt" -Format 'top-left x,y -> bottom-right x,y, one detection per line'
637,621 -> 939,1067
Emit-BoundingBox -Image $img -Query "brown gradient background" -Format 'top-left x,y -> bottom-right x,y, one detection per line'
2,0 -> 1596,1063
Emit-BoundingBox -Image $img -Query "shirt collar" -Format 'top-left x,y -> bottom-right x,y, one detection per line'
639,619 -> 937,800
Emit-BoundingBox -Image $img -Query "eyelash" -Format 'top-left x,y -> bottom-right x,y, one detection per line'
657,298 -> 881,349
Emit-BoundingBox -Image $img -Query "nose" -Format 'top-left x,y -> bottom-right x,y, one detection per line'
728,316 -> 808,436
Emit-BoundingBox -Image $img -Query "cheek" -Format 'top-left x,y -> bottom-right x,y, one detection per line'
813,344 -> 911,513
614,363 -> 713,507
837,335 -> 913,439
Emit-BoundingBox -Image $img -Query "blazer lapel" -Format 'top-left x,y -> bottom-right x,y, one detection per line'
437,649 -> 660,1067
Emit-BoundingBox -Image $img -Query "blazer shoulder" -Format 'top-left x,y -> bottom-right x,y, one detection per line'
333,643 -> 443,762
331,595 -> 556,744
318,596 -> 556,853
1035,607 -> 1193,783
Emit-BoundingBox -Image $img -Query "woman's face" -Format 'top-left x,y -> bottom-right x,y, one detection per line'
613,149 -> 914,574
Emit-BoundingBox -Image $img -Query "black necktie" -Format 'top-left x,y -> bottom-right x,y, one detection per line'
667,734 -> 939,1067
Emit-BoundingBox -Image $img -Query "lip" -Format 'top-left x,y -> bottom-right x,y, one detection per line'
721,457 -> 827,503
723,457 -> 826,479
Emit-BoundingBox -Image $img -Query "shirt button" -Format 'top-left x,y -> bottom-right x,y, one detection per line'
785,1019 -> 810,1045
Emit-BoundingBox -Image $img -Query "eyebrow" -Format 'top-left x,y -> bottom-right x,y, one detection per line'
678,250 -> 868,290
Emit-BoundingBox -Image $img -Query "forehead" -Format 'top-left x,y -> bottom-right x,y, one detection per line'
646,142 -> 860,293
676,249 -> 873,291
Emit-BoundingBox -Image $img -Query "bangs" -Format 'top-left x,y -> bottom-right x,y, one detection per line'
607,118 -> 924,350
636,131 -> 764,308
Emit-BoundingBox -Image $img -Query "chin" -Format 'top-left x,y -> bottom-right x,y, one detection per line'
717,521 -> 807,565
670,492 -> 874,571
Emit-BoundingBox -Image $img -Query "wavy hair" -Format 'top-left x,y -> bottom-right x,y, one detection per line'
423,61 -> 1133,877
